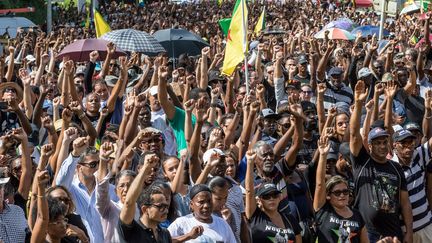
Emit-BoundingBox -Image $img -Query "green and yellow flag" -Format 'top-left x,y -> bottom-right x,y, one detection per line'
254,6 -> 265,35
221,0 -> 248,75
94,10 -> 111,38
218,0 -> 241,36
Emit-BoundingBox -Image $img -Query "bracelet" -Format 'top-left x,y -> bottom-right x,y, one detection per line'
100,156 -> 110,161
36,195 -> 45,198
78,112 -> 86,119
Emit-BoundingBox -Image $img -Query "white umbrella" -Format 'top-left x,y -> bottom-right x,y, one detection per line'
400,3 -> 420,15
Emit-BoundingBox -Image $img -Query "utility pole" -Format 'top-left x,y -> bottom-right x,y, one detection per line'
378,0 -> 387,41
47,0 -> 52,34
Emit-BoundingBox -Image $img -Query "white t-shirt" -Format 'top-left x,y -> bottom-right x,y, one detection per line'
168,214 -> 236,243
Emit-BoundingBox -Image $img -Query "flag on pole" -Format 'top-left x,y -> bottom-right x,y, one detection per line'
221,0 -> 248,75
94,10 -> 111,38
217,0 -> 223,6
254,6 -> 265,35
218,0 -> 241,36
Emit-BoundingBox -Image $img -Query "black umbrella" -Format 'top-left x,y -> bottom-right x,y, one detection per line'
153,28 -> 209,58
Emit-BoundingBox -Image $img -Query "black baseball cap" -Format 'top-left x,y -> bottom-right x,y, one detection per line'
256,182 -> 281,197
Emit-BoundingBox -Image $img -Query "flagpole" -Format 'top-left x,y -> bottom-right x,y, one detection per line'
241,0 -> 249,94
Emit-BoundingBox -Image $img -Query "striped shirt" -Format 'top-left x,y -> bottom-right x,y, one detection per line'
392,142 -> 432,232
322,82 -> 353,110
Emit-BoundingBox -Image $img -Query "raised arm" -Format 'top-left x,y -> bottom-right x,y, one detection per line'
158,66 -> 176,120
384,80 -> 398,136
350,80 -> 368,156
199,47 -> 210,89
120,153 -> 158,225
313,135 -> 330,211
106,57 -> 128,113
18,69 -> 34,119
189,97 -> 207,183
5,46 -> 15,82
30,169 -> 50,243
245,151 -> 257,219
99,43 -> 115,79
317,40 -> 335,81
96,142 -> 115,216
12,128 -> 32,200
316,83 -> 327,134
69,101 -> 97,142
283,103 -> 304,168
423,90 -> 432,145
184,99 -> 195,143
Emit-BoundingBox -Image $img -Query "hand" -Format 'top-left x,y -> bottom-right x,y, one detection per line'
8,46 -> 15,54
256,84 -> 265,98
220,205 -> 233,222
158,66 -> 169,80
100,142 -> 114,160
374,83 -> 384,95
141,153 -> 160,175
119,56 -> 127,70
317,83 -> 327,95
245,150 -> 256,164
327,106 -> 337,118
100,108 -> 109,118
201,46 -> 210,57
36,170 -> 50,186
257,43 -> 264,52
195,97 -> 208,122
354,80 -> 368,102
365,99 -> 374,112
10,128 -> 27,142
384,80 -> 398,98
250,100 -> 260,113
71,137 -> 89,157
425,89 -> 432,110
187,226 -> 204,240
207,152 -> 222,167
106,42 -> 116,55
275,51 -> 284,61
5,97 -> 19,112
18,68 -> 31,86
317,134 -> 330,155
327,40 -> 335,51
211,87 -> 220,100
184,99 -> 196,113
186,75 -> 196,85
40,143 -> 54,157
89,51 -> 99,62
42,116 -> 54,130
69,101 -> 83,115
62,108 -> 73,123
66,224 -> 89,243
154,56 -> 162,68
52,97 -> 61,107
134,92 -> 147,108
63,60 -> 74,74
41,53 -> 50,65
288,100 -> 304,119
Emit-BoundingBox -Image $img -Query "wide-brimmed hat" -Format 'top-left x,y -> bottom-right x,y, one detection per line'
0,82 -> 23,102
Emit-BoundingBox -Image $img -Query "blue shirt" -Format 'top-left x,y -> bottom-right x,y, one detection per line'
56,154 -> 119,243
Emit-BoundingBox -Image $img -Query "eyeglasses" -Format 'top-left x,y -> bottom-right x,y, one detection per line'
4,88 -> 16,93
147,203 -> 169,212
261,192 -> 280,200
79,161 -> 99,169
330,189 -> 350,197
50,217 -> 68,225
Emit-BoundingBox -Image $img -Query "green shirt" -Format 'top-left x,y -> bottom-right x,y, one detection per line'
168,106 -> 196,155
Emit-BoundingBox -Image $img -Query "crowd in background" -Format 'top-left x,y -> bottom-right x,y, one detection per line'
1,0 -> 432,243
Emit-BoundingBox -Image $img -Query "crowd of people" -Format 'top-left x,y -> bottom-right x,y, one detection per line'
1,0 -> 432,242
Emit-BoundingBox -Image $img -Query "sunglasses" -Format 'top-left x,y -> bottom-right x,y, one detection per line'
79,161 -> 99,169
261,192 -> 280,200
147,203 -> 169,212
278,123 -> 290,129
330,189 -> 350,197
4,88 -> 16,93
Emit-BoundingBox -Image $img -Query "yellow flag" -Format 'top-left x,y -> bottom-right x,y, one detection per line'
94,10 -> 111,38
254,7 -> 265,35
221,0 -> 248,76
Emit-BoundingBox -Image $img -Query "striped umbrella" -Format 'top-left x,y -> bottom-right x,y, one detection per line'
314,28 -> 355,40
101,29 -> 165,55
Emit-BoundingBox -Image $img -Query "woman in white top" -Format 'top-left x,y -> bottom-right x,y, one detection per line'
168,184 -> 236,243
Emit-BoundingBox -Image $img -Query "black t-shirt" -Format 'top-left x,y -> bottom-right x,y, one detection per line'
263,78 -> 277,111
316,202 -> 365,243
118,218 -> 172,243
296,134 -> 319,165
250,207 -> 301,243
350,146 -> 407,239
395,89 -> 425,124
